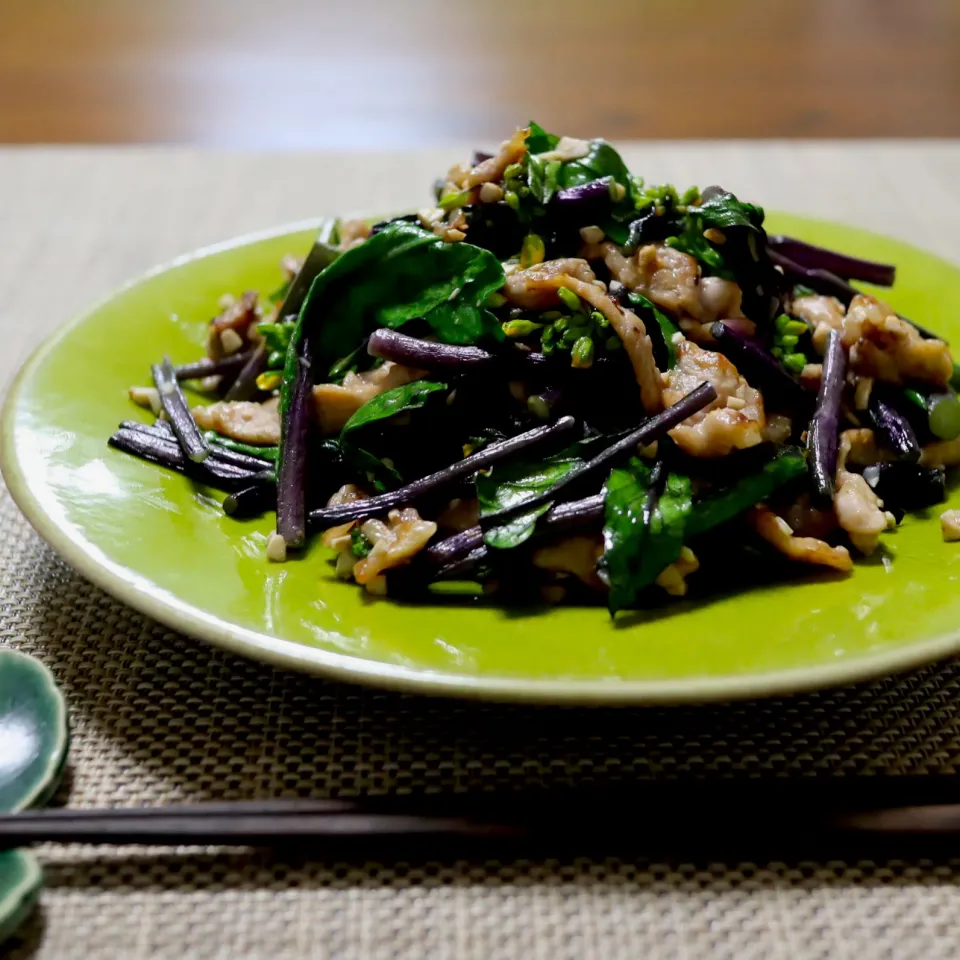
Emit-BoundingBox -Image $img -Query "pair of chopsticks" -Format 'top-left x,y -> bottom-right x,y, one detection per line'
7,778 -> 960,857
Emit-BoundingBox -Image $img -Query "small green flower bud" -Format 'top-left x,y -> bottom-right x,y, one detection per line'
557,288 -> 581,312
502,319 -> 543,338
571,337 -> 595,369
519,234 -> 545,268
783,353 -> 807,374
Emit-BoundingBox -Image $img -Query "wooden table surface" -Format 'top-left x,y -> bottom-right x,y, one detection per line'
1,0 -> 959,146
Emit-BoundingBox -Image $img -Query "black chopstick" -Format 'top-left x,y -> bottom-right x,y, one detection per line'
10,779 -> 960,855
0,811 -> 510,847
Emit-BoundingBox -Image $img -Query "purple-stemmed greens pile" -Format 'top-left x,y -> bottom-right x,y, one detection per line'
111,124 -> 960,613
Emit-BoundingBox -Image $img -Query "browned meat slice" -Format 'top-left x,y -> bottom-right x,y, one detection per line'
456,127 -> 529,190
192,397 -> 280,445
352,508 -> 438,591
591,241 -> 747,331
842,294 -> 951,386
833,431 -> 889,555
662,341 -> 765,457
749,505 -> 852,572
789,294 -> 845,354
532,535 -> 604,590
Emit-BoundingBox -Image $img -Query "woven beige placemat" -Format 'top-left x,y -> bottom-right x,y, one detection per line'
3,143 -> 960,960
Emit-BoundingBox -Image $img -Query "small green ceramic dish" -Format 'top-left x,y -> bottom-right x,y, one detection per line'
4,214 -> 960,704
0,649 -> 69,944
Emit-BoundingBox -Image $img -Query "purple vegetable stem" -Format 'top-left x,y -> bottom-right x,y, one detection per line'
767,236 -> 896,287
709,321 -> 809,410
367,329 -> 631,379
152,357 -> 210,463
424,527 -> 485,567
418,493 -> 607,583
867,393 -> 921,463
769,250 -> 858,305
119,420 -> 273,473
224,482 -> 277,519
480,382 -> 717,529
433,546 -> 489,583
276,335 -> 313,548
308,416 -> 578,530
426,494 -> 605,566
108,428 -> 259,491
174,351 -> 254,383
368,329 -> 497,370
224,344 -> 268,402
807,330 -> 846,504
554,178 -> 613,211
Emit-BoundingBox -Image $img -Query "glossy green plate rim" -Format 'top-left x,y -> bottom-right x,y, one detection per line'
5,216 -> 960,704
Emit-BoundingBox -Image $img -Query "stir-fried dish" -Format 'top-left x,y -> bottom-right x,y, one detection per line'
112,124 -> 960,613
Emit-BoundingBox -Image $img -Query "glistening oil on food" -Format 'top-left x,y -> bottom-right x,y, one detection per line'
113,124 -> 960,621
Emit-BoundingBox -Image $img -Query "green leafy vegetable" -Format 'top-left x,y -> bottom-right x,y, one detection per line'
268,276 -> 292,306
665,223 -> 731,277
557,140 -> 632,194
340,381 -> 448,443
257,320 -> 296,371
692,191 -> 765,232
560,139 -> 637,244
327,343 -> 370,383
686,450 -> 807,539
526,155 -> 562,205
276,222 -> 345,465
524,124 -> 637,241
599,450 -> 806,612
665,190 -> 765,279
600,460 -> 693,613
627,293 -> 679,369
526,121 -> 559,155
336,381 -> 449,493
294,221 -> 506,379
343,445 -> 403,493
477,451 -> 585,549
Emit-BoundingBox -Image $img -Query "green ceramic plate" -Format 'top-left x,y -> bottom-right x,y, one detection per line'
4,214 -> 960,703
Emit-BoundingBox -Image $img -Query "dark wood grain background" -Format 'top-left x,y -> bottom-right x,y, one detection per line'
1,0 -> 959,146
